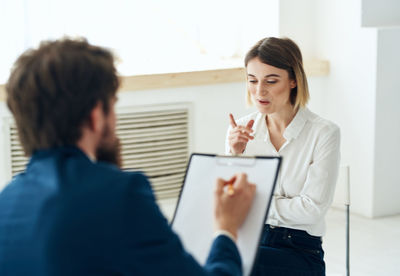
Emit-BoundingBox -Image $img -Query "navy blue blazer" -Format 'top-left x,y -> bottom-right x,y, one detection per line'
0,147 -> 242,275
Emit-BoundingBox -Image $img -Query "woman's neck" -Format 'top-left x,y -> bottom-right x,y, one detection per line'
266,105 -> 298,132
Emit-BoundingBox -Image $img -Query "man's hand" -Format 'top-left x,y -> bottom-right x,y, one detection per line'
214,173 -> 256,240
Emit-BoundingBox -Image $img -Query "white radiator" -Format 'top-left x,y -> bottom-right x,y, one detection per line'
7,119 -> 25,178
3,103 -> 191,200
117,104 -> 191,199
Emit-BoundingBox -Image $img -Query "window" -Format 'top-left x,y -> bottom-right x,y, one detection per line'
0,0 -> 278,83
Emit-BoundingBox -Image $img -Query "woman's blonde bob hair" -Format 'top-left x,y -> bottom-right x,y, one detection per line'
245,37 -> 309,110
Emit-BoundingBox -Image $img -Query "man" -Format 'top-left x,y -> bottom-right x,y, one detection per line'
0,38 -> 256,275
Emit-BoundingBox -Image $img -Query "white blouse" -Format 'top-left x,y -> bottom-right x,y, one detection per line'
225,108 -> 340,236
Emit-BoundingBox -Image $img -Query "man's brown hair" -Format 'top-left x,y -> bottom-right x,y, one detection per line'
6,38 -> 120,156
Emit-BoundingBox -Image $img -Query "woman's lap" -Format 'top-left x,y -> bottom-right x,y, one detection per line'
251,225 -> 325,276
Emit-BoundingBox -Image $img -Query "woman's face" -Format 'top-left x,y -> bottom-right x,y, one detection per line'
246,57 -> 296,115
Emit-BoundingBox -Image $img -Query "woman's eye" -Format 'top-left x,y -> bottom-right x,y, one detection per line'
266,80 -> 277,84
249,80 -> 257,83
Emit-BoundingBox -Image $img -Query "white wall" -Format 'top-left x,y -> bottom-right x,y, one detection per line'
281,0 -> 400,217
314,0 -> 378,218
279,0 -> 316,60
362,0 -> 400,27
280,0 -> 378,217
373,27 -> 400,217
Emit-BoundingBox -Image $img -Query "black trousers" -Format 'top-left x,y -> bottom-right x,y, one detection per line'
252,224 -> 325,276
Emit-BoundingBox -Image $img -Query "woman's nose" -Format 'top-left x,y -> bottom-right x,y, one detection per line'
256,84 -> 267,96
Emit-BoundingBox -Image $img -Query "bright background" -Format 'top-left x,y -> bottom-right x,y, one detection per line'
1,0 -> 400,219
0,0 -> 278,82
1,0 -> 400,275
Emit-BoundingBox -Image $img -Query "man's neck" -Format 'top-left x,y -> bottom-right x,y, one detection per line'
76,132 -> 98,162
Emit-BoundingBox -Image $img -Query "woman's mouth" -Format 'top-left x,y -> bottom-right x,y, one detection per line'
258,99 -> 270,105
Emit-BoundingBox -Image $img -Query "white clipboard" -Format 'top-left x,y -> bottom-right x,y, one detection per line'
171,153 -> 282,276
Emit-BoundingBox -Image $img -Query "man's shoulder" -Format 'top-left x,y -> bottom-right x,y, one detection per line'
92,161 -> 148,183
80,161 -> 153,201
100,161 -> 148,180
7,149 -> 153,203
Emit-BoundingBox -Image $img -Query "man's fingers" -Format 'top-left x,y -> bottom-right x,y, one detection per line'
249,183 -> 257,193
226,175 -> 236,184
224,174 -> 256,201
215,178 -> 225,195
235,173 -> 248,188
229,113 -> 237,128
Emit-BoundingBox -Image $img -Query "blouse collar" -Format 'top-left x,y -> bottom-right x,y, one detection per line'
253,107 -> 310,141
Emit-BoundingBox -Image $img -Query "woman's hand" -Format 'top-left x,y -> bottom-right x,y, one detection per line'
228,114 -> 254,155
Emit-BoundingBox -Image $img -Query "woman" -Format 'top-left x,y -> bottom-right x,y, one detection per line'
225,37 -> 340,275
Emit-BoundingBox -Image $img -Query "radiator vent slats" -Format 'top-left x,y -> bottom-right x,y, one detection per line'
6,106 -> 189,200
9,126 -> 26,177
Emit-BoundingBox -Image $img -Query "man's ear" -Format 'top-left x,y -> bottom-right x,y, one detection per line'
87,102 -> 105,133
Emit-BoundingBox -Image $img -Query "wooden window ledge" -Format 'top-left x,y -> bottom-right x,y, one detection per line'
0,60 -> 329,102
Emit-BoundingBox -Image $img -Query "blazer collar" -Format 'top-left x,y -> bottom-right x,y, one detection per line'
30,145 -> 91,162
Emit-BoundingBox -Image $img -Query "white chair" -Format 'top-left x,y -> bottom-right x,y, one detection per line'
343,166 -> 350,276
332,165 -> 350,276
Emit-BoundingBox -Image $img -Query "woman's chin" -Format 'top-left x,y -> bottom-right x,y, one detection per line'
256,105 -> 274,115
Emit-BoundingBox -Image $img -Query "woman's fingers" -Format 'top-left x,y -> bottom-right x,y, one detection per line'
229,135 -> 250,145
229,114 -> 255,154
235,125 -> 254,133
232,137 -> 250,144
246,119 -> 254,129
229,129 -> 254,140
229,135 -> 250,144
229,127 -> 253,136
229,113 -> 237,128
229,114 -> 253,133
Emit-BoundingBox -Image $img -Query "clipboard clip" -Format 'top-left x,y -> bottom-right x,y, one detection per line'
215,155 -> 257,167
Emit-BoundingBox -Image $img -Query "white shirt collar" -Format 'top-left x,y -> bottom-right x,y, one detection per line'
253,108 -> 309,141
283,108 -> 309,140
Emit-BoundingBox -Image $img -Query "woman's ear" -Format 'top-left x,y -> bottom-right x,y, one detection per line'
290,79 -> 297,89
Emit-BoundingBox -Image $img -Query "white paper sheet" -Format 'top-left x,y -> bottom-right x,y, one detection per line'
172,154 -> 281,276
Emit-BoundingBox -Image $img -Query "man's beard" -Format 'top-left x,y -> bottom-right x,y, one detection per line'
95,123 -> 122,168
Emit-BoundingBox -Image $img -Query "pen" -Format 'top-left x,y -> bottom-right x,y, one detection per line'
226,179 -> 235,196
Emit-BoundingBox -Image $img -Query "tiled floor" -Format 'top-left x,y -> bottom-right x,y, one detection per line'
159,200 -> 400,276
324,208 -> 400,276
